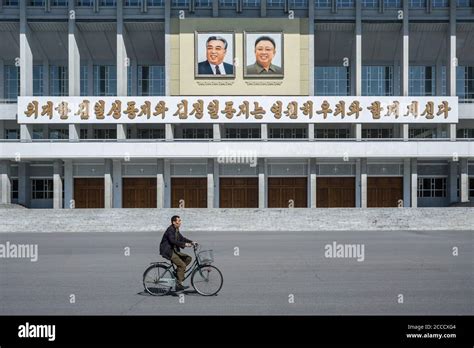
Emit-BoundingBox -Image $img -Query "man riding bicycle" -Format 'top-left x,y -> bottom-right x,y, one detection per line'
159,215 -> 197,292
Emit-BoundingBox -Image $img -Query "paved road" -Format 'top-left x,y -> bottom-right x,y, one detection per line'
0,230 -> 472,315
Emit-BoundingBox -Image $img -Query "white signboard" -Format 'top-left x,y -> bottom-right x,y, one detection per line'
18,96 -> 458,124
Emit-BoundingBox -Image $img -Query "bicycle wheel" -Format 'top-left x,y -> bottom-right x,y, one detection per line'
191,265 -> 223,296
143,264 -> 174,296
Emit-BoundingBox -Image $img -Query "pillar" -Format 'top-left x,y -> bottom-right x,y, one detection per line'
360,158 -> 367,208
355,0 -> 362,137
355,159 -> 361,208
112,159 -> 122,208
403,158 -> 411,207
460,158 -> 469,203
18,162 -> 30,208
64,159 -> 74,209
69,124 -> 80,141
401,0 -> 409,136
0,160 -> 11,204
165,124 -> 174,141
213,124 -> 221,141
53,160 -> 63,209
157,159 -> 164,208
68,0 -> 81,96
104,159 -> 113,208
261,124 -> 268,141
309,158 -> 317,208
447,0 -> 456,97
207,158 -> 214,208
411,158 -> 418,208
258,158 -> 266,208
448,160 -> 458,204
164,159 -> 171,208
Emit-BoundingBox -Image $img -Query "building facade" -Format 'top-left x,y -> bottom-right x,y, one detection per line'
0,0 -> 473,209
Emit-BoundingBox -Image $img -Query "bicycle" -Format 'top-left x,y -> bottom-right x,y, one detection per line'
143,244 -> 223,296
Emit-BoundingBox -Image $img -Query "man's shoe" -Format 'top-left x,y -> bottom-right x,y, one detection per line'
182,285 -> 190,290
175,284 -> 185,292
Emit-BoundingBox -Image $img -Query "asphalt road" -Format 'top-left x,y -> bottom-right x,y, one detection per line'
0,230 -> 472,315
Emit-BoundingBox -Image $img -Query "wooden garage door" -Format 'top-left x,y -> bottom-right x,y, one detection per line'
368,177 -> 403,207
268,178 -> 307,208
74,178 -> 104,208
171,178 -> 207,208
220,178 -> 258,208
123,178 -> 157,208
317,177 -> 355,208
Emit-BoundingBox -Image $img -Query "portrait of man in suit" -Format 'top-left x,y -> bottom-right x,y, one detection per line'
245,33 -> 283,77
196,33 -> 235,77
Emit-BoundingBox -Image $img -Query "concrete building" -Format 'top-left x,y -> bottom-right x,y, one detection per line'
0,0 -> 473,209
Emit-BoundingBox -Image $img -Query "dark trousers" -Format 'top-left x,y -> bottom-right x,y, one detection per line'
170,251 -> 192,285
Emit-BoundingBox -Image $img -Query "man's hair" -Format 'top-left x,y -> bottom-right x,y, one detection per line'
171,215 -> 180,223
206,35 -> 228,50
255,36 -> 276,49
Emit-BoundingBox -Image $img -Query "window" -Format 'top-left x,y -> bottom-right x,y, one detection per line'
148,0 -> 164,5
33,128 -> 44,139
80,128 -> 89,139
316,129 -> 351,138
409,66 -> 435,96
138,66 -> 165,96
409,0 -> 425,8
29,0 -> 45,6
243,0 -> 259,6
11,179 -> 18,200
362,66 -> 393,96
99,0 -> 116,5
31,179 -> 54,200
195,0 -> 211,6
470,178 -> 474,197
80,65 -> 88,96
93,65 -> 116,96
384,0 -> 401,8
5,129 -> 20,140
49,129 -> 69,140
225,128 -> 260,138
50,66 -> 68,96
33,65 -> 43,96
315,67 -> 350,96
219,0 -> 237,6
182,128 -> 213,139
457,66 -> 474,101
362,129 -> 393,138
417,178 -> 447,198
456,129 -> 474,138
51,0 -> 68,5
93,129 -> 117,139
4,65 -> 20,102
137,128 -> 165,139
457,0 -> 471,7
125,0 -> 140,5
172,0 -> 189,6
337,0 -> 354,8
315,0 -> 330,7
432,0 -> 448,7
3,0 -> 19,6
269,128 -> 307,139
289,0 -> 308,7
362,0 -> 378,8
77,0 -> 94,6
409,128 -> 435,138
267,0 -> 284,7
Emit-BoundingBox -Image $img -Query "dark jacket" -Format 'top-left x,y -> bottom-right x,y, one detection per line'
198,60 -> 234,75
159,224 -> 193,260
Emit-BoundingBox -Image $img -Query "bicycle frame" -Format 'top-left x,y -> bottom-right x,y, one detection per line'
162,245 -> 207,281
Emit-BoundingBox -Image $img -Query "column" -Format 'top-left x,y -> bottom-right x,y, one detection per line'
163,159 -> 171,208
43,60 -> 49,98
165,0 -> 171,95
355,159 -> 361,208
309,158 -> 317,208
354,2 -> 362,139
157,159 -> 164,208
53,160 -> 63,209
447,0 -> 456,97
449,124 -> 456,141
401,0 -> 409,136
18,162 -> 31,208
410,158 -> 418,208
165,124 -> 174,141
20,1 -> 33,143
68,0 -> 81,96
112,159 -> 122,208
0,160 -> 11,204
308,124 -> 315,141
448,160 -> 458,204
0,59 -> 4,100
116,0 -> 128,140
360,158 -> 367,208
104,159 -> 113,208
213,159 -> 219,208
401,123 -> 409,141
207,159 -> 214,208
308,0 -> 315,96
213,124 -> 221,141
258,158 -> 266,208
0,120 -> 4,140
87,60 -> 94,97
403,158 -> 411,207
352,123 -> 362,141
63,159 -> 74,209
69,124 -> 80,141
261,124 -> 268,141
460,158 -> 469,203
87,124 -> 94,139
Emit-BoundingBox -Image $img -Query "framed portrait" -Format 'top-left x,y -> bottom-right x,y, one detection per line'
195,31 -> 236,78
244,31 -> 284,78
